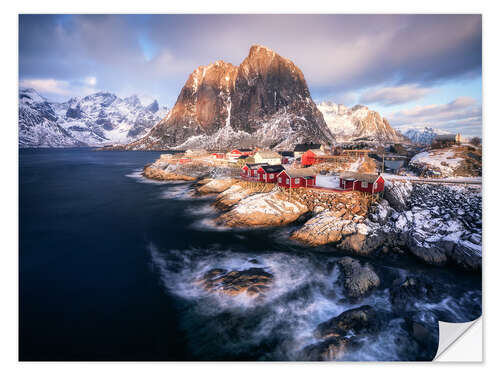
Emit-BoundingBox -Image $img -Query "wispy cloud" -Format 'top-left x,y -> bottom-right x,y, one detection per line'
19,78 -> 71,95
359,84 -> 433,106
389,97 -> 482,136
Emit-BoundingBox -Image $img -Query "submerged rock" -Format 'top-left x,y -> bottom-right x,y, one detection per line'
337,257 -> 380,299
314,305 -> 381,340
199,267 -> 274,297
389,277 -> 440,312
302,337 -> 349,361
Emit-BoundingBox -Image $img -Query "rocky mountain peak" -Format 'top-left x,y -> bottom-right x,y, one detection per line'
127,45 -> 334,150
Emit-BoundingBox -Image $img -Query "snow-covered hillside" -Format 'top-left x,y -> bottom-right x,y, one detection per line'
19,88 -> 168,148
402,127 -> 450,145
316,101 -> 405,143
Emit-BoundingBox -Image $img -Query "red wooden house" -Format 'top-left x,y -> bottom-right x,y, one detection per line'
241,163 -> 269,178
277,169 -> 316,188
301,149 -> 338,166
179,157 -> 192,164
256,165 -> 285,183
211,152 -> 225,159
228,148 -> 254,158
339,172 -> 385,193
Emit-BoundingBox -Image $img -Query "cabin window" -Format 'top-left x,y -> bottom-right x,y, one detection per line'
361,181 -> 368,188
286,178 -> 290,184
295,178 -> 300,184
373,182 -> 378,189
278,177 -> 282,183
269,174 -> 274,179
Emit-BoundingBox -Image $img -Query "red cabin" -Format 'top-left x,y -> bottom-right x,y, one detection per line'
257,165 -> 286,183
229,148 -> 253,157
301,149 -> 337,166
211,152 -> 225,159
179,157 -> 192,164
277,169 -> 316,188
339,172 -> 385,193
241,163 -> 268,179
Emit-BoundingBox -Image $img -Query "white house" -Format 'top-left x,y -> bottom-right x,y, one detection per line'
254,150 -> 282,165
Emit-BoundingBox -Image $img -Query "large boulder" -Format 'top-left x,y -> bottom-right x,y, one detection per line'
337,257 -> 380,299
384,180 -> 413,211
199,267 -> 273,297
216,190 -> 309,227
143,165 -> 196,181
314,305 -> 381,340
197,178 -> 237,194
301,337 -> 349,361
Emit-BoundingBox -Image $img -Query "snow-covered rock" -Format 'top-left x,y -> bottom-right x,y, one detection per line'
19,88 -> 168,147
216,189 -> 309,227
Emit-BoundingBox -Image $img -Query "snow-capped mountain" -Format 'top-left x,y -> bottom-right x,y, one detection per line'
19,88 -> 168,148
402,127 -> 451,145
316,101 -> 405,143
124,45 -> 334,151
19,88 -> 85,148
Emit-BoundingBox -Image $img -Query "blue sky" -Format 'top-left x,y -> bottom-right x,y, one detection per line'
19,14 -> 482,136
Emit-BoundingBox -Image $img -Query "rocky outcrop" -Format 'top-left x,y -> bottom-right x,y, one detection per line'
142,165 -> 196,181
337,257 -> 380,299
304,305 -> 381,360
367,183 -> 482,271
125,45 -> 334,150
196,178 -> 238,194
199,267 -> 273,297
215,190 -> 309,227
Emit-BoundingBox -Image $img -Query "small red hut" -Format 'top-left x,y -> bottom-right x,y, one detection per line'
257,165 -> 286,183
301,149 -> 337,166
277,169 -> 316,188
241,163 -> 268,178
339,172 -> 385,193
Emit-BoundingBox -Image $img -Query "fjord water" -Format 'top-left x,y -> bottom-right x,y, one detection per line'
19,149 -> 481,361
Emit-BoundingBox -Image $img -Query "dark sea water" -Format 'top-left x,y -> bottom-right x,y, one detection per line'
19,148 -> 482,361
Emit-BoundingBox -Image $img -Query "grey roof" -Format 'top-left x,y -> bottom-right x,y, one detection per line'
293,143 -> 321,152
260,165 -> 285,173
340,172 -> 382,183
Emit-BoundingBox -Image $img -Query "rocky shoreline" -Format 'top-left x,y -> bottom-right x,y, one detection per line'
142,159 -> 481,361
143,160 -> 482,272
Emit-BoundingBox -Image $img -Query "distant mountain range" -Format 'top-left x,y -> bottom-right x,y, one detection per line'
19,46 -> 420,149
316,101 -> 406,143
402,126 -> 451,145
19,88 -> 168,148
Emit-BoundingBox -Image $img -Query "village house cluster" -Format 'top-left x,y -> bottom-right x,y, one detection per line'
158,136 -> 472,193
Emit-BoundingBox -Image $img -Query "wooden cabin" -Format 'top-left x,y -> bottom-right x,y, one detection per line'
254,150 -> 282,165
293,143 -> 321,159
339,172 -> 384,193
241,163 -> 269,178
277,168 -> 316,188
211,152 -> 225,159
257,165 -> 286,183
227,148 -> 254,158
301,149 -> 338,166
179,157 -> 192,164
